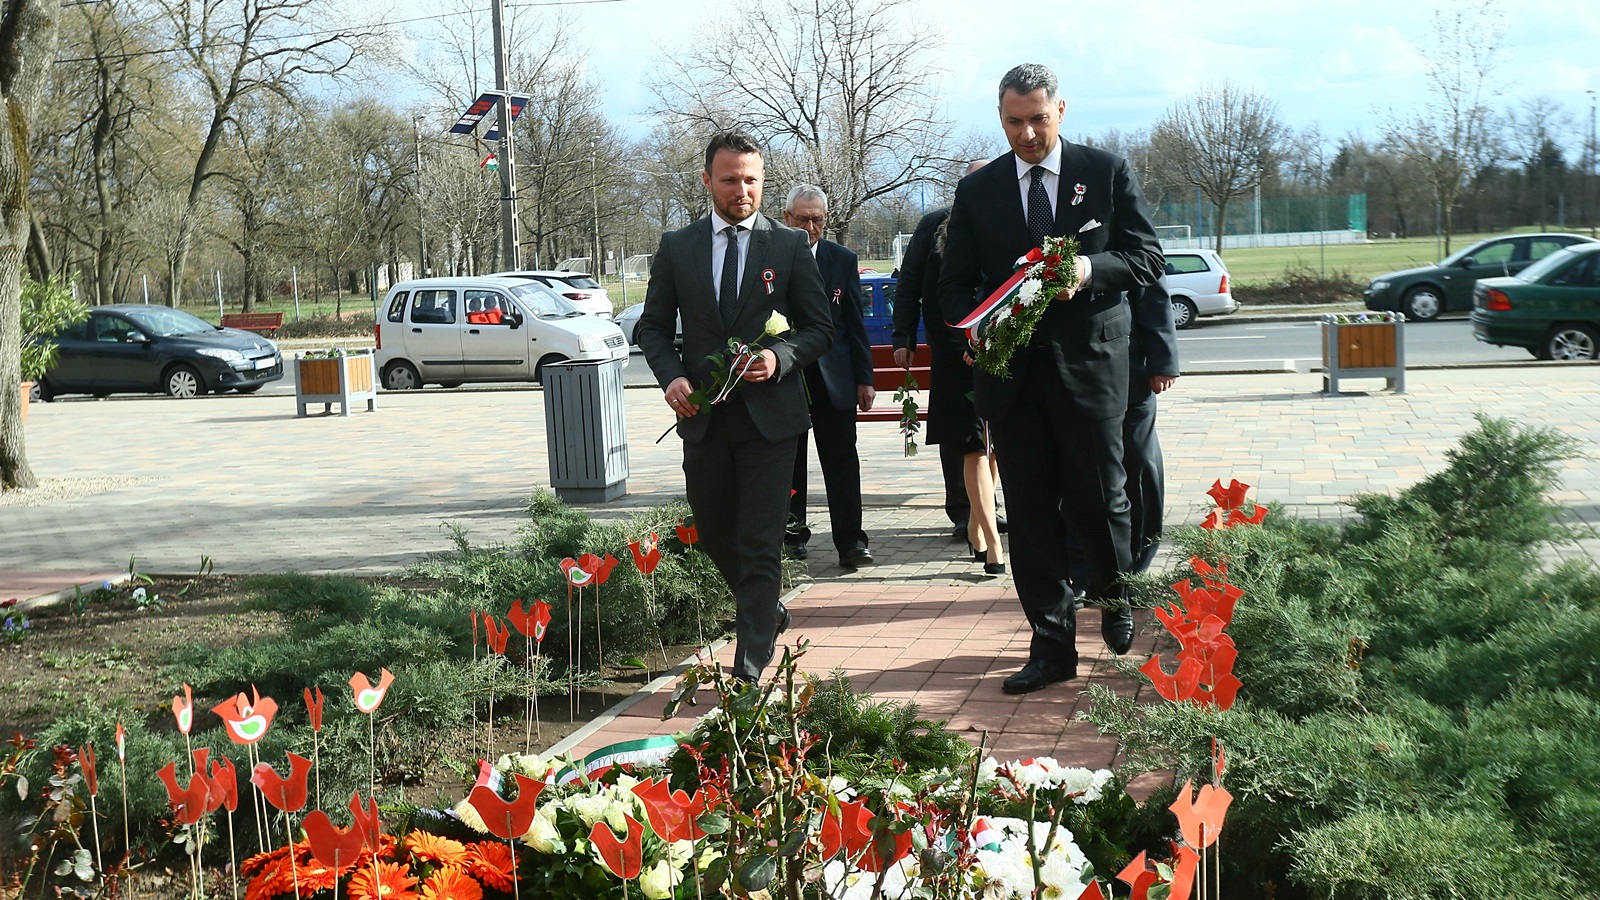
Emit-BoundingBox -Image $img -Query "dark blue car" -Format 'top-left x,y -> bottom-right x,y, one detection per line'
859,272 -> 926,346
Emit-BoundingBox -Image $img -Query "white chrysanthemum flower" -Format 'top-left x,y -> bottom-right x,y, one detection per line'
1060,768 -> 1115,804
973,848 -> 1031,899
977,757 -> 1000,786
1037,851 -> 1090,900
1017,278 -> 1042,306
818,860 -> 876,900
638,860 -> 683,900
452,798 -> 489,835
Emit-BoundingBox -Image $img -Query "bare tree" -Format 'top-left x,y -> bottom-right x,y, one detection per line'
2,0 -> 61,490
1506,97 -> 1572,230
1149,80 -> 1287,253
1380,0 -> 1505,255
648,0 -> 951,240
153,0 -> 383,303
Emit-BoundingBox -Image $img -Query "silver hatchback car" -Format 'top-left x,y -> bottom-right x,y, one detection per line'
1164,249 -> 1237,329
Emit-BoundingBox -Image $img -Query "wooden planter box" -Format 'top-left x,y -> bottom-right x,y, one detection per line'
294,350 -> 377,417
1321,315 -> 1406,396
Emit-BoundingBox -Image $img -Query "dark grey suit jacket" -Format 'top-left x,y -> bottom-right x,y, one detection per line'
636,213 -> 834,443
938,144 -> 1164,422
810,239 -> 873,411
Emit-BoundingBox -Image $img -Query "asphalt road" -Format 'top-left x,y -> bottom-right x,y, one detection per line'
38,316 -> 1544,405
1176,316 -> 1530,373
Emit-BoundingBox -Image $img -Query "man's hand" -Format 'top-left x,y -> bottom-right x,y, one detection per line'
664,377 -> 701,417
857,384 -> 876,412
739,349 -> 780,382
1149,374 -> 1177,395
1058,254 -> 1094,301
892,347 -> 913,368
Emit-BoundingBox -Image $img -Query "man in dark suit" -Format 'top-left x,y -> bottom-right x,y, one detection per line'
782,184 -> 876,569
938,64 -> 1165,694
1066,278 -> 1180,593
893,204 -> 971,536
635,131 -> 834,683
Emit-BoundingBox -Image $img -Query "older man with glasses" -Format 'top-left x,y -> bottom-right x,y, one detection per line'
782,183 -> 876,569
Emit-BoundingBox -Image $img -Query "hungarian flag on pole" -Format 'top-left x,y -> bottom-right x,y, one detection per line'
480,153 -> 498,172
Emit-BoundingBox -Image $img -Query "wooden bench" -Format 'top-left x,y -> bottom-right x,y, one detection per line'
221,312 -> 285,334
859,344 -> 930,423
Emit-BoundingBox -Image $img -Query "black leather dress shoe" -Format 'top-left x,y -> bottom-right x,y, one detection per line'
841,545 -> 875,568
951,519 -> 969,539
1002,658 -> 1078,694
1101,605 -> 1135,655
996,514 -> 1008,534
777,605 -> 793,635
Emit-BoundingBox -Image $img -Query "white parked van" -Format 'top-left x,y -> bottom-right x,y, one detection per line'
374,276 -> 629,390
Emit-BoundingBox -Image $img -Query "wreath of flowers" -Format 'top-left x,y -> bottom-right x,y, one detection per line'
969,235 -> 1080,377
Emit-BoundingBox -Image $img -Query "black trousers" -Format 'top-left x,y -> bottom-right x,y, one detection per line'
682,398 -> 797,681
788,369 -> 866,555
1067,392 -> 1164,586
990,353 -> 1133,665
941,441 -> 970,526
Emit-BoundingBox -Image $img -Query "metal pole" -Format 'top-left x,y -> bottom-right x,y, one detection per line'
142,274 -> 149,304
414,116 -> 427,277
591,138 -> 601,278
292,265 -> 301,320
490,0 -> 519,269
1588,89 -> 1597,238
216,270 -> 224,319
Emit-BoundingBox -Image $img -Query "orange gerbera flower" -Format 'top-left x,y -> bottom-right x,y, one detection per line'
348,861 -> 421,900
463,842 -> 515,892
420,867 -> 483,900
245,844 -> 313,900
292,860 -> 343,896
405,831 -> 468,867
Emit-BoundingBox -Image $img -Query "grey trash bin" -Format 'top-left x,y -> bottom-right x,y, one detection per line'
543,357 -> 629,502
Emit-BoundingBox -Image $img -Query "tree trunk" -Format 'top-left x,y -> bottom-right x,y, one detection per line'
26,210 -> 53,282
1,0 -> 62,491
1212,197 -> 1229,255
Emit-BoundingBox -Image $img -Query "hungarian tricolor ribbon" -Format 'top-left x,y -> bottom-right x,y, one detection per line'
949,247 -> 1046,342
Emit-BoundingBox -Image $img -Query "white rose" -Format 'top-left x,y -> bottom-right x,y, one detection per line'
977,757 -> 1000,786
638,860 -> 683,900
569,794 -> 611,827
523,805 -> 563,853
765,311 -> 791,335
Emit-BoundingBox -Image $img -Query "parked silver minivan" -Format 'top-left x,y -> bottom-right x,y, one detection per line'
374,276 -> 628,390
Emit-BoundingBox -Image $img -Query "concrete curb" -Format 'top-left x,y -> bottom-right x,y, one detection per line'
16,572 -> 135,613
542,583 -> 810,759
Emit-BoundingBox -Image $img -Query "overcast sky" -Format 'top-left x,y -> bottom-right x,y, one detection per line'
510,0 -> 1600,156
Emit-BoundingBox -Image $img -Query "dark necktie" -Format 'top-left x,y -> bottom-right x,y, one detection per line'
1027,166 -> 1052,248
719,225 -> 741,327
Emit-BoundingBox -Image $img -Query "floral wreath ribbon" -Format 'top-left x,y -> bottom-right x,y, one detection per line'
948,247 -> 1051,342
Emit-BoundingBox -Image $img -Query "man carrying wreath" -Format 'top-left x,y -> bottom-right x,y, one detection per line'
635,130 -> 834,683
938,64 -> 1165,694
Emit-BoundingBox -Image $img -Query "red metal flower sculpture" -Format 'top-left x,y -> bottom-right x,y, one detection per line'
211,687 -> 279,745
627,534 -> 662,575
349,669 -> 395,714
589,813 -> 644,880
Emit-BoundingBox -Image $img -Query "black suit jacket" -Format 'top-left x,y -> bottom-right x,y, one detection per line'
892,208 -> 964,360
938,145 -> 1164,421
1130,276 -> 1179,404
809,239 -> 873,411
636,213 -> 834,443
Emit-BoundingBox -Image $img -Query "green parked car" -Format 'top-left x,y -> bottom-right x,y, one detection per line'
1364,232 -> 1594,321
1471,243 -> 1600,360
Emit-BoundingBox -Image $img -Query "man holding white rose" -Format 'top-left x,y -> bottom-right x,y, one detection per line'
635,130 -> 835,683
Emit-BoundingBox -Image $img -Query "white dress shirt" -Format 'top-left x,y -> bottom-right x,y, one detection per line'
1015,141 -> 1063,220
710,209 -> 759,297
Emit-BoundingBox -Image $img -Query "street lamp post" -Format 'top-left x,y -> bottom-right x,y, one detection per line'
591,138 -> 601,279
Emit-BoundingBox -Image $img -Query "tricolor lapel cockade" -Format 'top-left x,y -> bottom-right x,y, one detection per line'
733,217 -> 774,334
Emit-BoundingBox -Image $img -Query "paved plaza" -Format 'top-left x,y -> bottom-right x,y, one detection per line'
4,363 -> 1599,769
